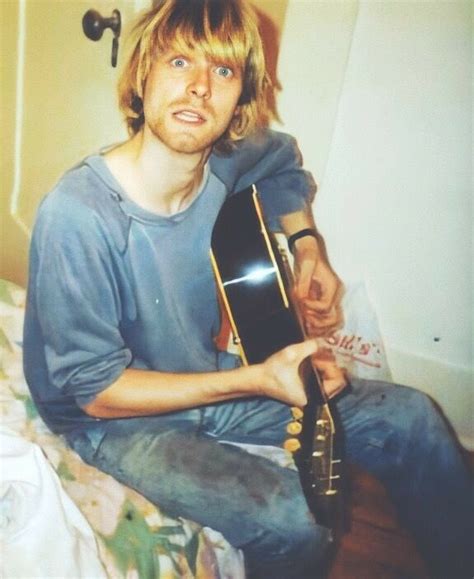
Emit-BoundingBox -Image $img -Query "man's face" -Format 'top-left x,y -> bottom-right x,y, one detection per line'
142,47 -> 243,155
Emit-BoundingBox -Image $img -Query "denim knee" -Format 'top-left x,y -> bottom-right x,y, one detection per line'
340,380 -> 449,465
248,508 -> 328,557
242,489 -> 331,579
390,387 -> 451,456
244,517 -> 330,579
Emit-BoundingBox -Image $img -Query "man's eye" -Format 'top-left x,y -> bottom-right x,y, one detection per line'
215,66 -> 233,78
171,58 -> 188,68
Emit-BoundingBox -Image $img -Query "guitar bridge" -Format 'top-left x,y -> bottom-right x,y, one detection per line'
310,404 -> 339,497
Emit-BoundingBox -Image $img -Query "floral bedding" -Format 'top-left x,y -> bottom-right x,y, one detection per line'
0,275 -> 391,578
0,279 -> 244,579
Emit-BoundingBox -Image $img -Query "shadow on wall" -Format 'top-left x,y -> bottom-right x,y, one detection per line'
254,5 -> 285,123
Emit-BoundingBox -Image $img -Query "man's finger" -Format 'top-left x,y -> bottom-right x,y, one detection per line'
304,317 -> 343,338
303,283 -> 341,312
295,259 -> 314,299
305,305 -> 337,319
294,338 -> 319,362
304,307 -> 340,327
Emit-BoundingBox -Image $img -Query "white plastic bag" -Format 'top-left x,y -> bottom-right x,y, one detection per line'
321,281 -> 392,381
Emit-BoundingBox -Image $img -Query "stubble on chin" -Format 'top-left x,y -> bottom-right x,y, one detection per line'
147,118 -> 218,155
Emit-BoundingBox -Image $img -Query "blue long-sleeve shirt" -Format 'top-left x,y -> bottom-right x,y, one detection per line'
23,129 -> 316,434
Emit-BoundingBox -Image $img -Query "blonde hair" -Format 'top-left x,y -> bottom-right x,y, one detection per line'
118,0 -> 273,150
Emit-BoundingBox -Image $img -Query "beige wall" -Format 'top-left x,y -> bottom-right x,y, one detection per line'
1,1 -> 26,286
276,0 -> 472,447
1,0 -> 139,287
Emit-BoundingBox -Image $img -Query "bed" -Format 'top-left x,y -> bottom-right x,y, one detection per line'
1,279 -> 248,578
0,278 -> 392,578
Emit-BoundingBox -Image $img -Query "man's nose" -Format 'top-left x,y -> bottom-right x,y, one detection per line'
187,65 -> 211,99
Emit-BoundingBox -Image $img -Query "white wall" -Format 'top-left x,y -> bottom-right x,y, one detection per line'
276,0 -> 473,447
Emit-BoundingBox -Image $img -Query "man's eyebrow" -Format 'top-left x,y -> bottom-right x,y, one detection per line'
208,56 -> 242,69
163,42 -> 243,70
210,59 -> 233,67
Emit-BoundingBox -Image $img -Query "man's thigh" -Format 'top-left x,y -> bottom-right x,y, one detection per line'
201,397 -> 293,446
69,413 -> 318,553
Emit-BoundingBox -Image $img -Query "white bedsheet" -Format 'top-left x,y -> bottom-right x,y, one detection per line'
0,429 -> 106,579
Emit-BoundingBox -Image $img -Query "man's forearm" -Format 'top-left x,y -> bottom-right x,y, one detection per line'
280,208 -> 323,259
280,207 -> 344,336
84,339 -> 318,419
84,366 -> 262,418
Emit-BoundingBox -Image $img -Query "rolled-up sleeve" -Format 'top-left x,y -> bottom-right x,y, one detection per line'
31,194 -> 132,407
210,129 -> 317,228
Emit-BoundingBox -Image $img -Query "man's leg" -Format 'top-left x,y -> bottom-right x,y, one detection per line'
335,378 -> 474,578
67,402 -> 331,579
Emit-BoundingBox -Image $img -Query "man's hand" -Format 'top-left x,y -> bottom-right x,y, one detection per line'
311,348 -> 347,399
292,235 -> 344,337
259,339 -> 319,407
280,210 -> 347,398
292,236 -> 348,398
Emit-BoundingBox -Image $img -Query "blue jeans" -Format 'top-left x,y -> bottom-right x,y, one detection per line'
67,379 -> 473,578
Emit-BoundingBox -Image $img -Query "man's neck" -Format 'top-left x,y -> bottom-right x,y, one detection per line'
105,130 -> 211,216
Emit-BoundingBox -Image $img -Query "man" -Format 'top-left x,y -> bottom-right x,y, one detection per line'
24,1 -> 472,577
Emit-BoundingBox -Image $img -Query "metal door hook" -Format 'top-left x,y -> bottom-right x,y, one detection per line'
82,9 -> 121,67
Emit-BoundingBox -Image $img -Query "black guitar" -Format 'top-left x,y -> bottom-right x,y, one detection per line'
210,185 -> 341,527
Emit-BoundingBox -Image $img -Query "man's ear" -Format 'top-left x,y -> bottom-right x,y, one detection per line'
233,105 -> 242,118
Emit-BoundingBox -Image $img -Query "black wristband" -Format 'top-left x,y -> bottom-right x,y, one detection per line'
287,228 -> 318,254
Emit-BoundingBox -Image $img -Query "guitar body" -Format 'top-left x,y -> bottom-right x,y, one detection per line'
211,185 -> 340,526
211,186 -> 309,367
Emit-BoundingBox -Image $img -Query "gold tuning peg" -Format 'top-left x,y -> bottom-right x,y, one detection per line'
286,421 -> 303,435
291,407 -> 304,420
283,438 -> 301,453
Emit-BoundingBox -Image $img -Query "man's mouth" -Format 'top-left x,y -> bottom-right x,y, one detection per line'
173,110 -> 206,124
